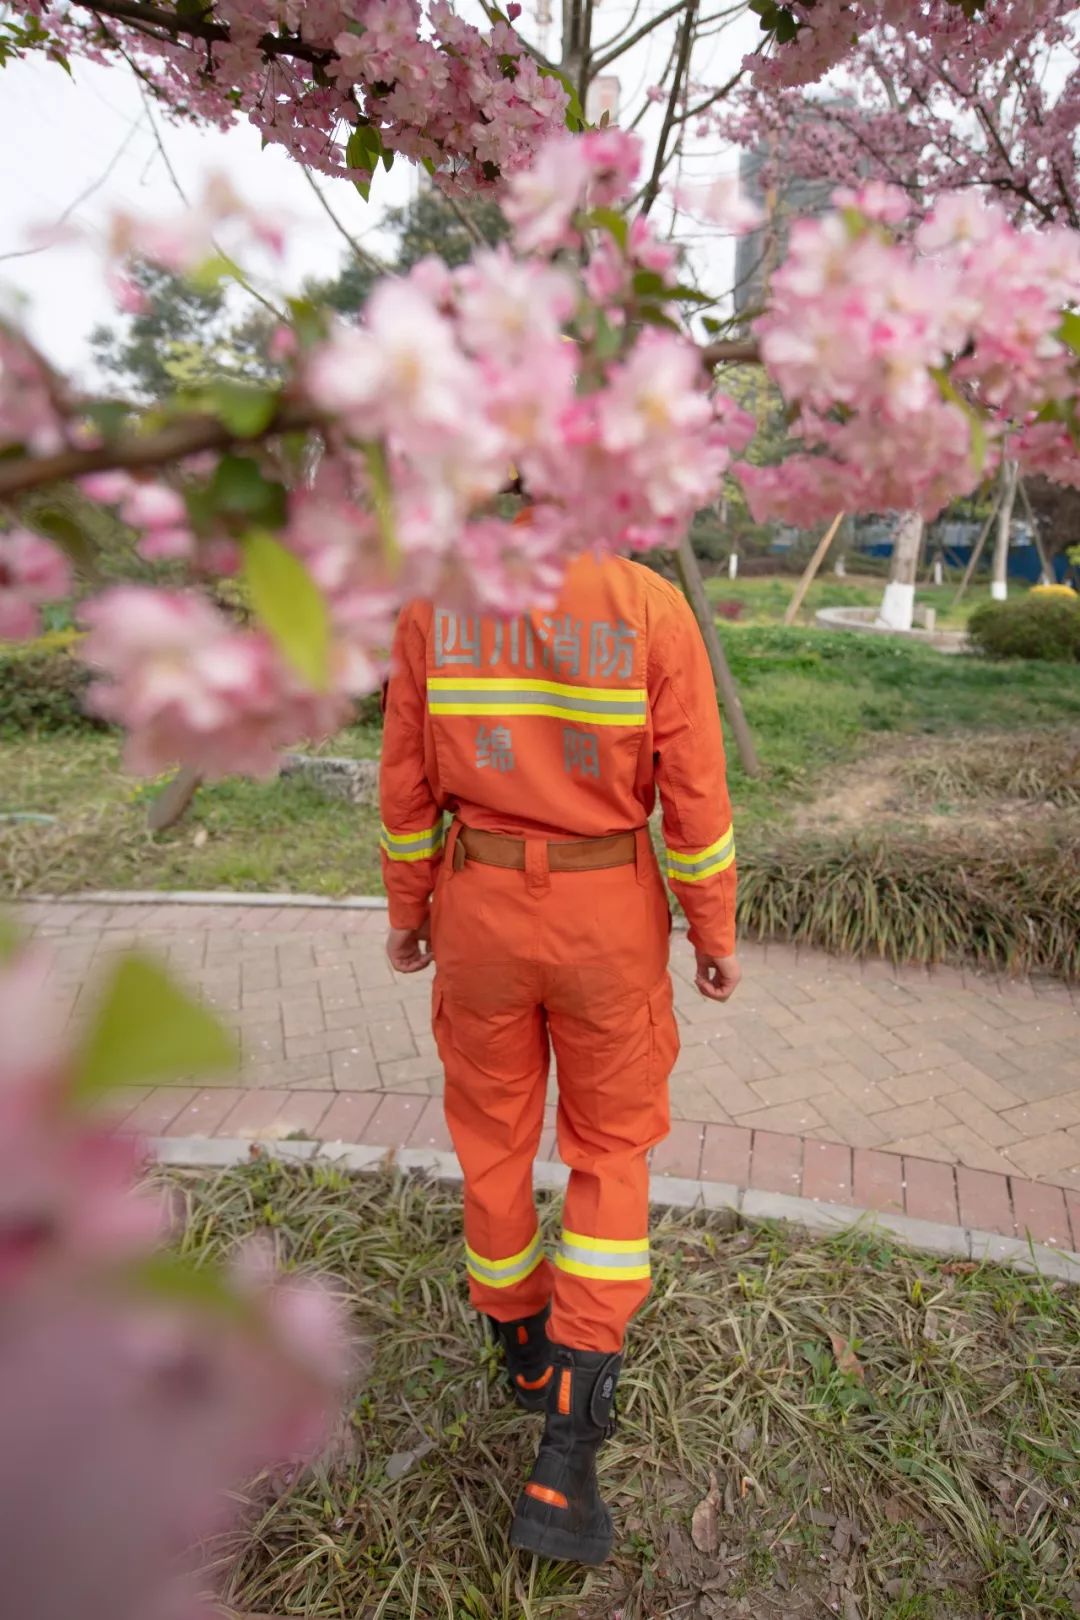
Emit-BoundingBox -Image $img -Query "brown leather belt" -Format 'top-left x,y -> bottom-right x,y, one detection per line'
455,824 -> 638,873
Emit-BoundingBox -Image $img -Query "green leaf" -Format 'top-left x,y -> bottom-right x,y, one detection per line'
346,123 -> 385,201
71,952 -> 237,1104
774,8 -> 798,43
1057,309 -> 1080,356
421,156 -> 436,177
287,295 -> 328,350
125,1251 -> 254,1323
589,207 -> 628,252
539,64 -> 585,133
187,253 -> 235,292
702,316 -> 724,335
208,379 -> 278,438
83,400 -> 132,441
31,506 -> 98,576
244,528 -> 331,688
632,269 -> 668,298
209,454 -> 287,524
670,284 -> 715,305
364,442 -> 399,566
592,309 -> 623,361
638,304 -> 682,333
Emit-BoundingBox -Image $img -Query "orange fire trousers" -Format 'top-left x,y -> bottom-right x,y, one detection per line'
430,822 -> 679,1354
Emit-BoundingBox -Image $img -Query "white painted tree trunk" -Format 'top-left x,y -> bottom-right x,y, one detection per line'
991,459 -> 1019,602
877,512 -> 925,630
728,552 -> 739,579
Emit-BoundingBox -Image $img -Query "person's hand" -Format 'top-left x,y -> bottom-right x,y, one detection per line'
386,918 -> 433,974
694,952 -> 741,1002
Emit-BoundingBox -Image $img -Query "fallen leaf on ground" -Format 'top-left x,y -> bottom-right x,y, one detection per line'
691,1471 -> 722,1555
385,1438 -> 435,1481
829,1332 -> 865,1382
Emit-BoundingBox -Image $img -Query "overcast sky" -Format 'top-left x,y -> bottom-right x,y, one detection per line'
0,1 -> 757,383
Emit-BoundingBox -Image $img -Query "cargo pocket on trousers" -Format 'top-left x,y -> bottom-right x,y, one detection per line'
432,984 -> 451,1064
647,976 -> 680,1083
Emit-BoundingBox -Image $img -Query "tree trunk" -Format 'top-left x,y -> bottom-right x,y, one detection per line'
877,512 -> 924,630
674,534 -> 760,777
991,459 -> 1018,601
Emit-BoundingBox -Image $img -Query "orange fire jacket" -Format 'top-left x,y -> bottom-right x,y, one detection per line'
379,553 -> 737,957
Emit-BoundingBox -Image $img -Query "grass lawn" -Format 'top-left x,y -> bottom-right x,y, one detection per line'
181,1158 -> 1080,1620
720,628 -> 1080,828
2,633 -> 1078,904
0,727 -> 384,897
703,570 -> 1015,630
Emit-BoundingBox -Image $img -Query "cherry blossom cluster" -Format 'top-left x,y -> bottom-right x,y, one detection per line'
0,133 -> 749,777
735,186 -> 1080,525
722,1 -> 1078,228
22,0 -> 568,191
749,0 -> 1060,88
0,940 -> 345,1620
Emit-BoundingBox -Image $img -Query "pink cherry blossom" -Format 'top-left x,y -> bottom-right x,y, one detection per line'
0,529 -> 71,641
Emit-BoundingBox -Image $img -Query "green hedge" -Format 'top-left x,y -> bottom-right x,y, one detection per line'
737,833 -> 1080,981
967,594 -> 1080,661
0,630 -> 102,733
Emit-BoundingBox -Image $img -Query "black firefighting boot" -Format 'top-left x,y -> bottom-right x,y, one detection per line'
509,1344 -> 622,1566
487,1304 -> 553,1413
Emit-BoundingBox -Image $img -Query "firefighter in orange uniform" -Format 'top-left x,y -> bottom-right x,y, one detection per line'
379,525 -> 740,1566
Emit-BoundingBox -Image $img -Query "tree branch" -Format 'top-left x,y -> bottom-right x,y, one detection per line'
638,0 -> 697,216
702,340 -> 761,367
0,400 -> 322,501
82,0 -> 334,67
299,167 -> 387,271
592,0 -> 687,74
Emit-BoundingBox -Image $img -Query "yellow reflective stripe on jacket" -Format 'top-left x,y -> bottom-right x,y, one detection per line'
428,676 -> 646,727
466,1233 -> 544,1288
553,1229 -> 650,1283
666,826 -> 735,884
379,821 -> 445,862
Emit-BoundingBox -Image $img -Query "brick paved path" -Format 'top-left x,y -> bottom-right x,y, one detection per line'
18,897 -> 1080,1249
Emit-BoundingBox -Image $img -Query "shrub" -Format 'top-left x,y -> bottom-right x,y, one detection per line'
0,630 -> 103,733
715,599 -> 745,622
737,833 -> 1080,981
967,594 -> 1080,661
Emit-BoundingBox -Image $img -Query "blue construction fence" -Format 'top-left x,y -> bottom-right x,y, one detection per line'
852,518 -> 1074,584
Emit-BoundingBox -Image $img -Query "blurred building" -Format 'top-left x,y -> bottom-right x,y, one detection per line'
733,100 -> 848,322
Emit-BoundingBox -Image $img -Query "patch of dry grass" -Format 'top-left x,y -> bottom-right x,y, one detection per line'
166,1160 -> 1080,1620
898,730 -> 1080,810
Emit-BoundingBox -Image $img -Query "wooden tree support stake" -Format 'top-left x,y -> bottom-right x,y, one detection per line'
146,765 -> 203,833
674,533 -> 761,778
952,488 -> 1003,608
783,512 -> 844,627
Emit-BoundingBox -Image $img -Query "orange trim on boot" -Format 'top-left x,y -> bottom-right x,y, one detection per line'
525,1482 -> 568,1510
557,1368 -> 572,1415
516,1365 -> 554,1392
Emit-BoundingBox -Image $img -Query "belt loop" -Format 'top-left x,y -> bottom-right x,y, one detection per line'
446,820 -> 465,873
525,838 -> 551,898
634,826 -> 650,887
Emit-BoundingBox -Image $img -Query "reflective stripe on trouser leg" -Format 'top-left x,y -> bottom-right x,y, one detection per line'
432,968 -> 553,1323
554,1231 -> 650,1283
547,965 -> 677,1353
467,1232 -> 545,1289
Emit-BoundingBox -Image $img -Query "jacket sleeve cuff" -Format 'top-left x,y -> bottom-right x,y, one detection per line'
686,919 -> 736,959
387,897 -> 431,931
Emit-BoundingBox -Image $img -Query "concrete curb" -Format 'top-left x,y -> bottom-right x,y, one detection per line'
54,889 -> 390,910
149,1136 -> 1080,1286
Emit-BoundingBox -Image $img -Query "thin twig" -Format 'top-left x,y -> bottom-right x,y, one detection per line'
299,167 -> 386,271
133,74 -> 288,322
0,115 -> 146,264
639,0 -> 697,217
